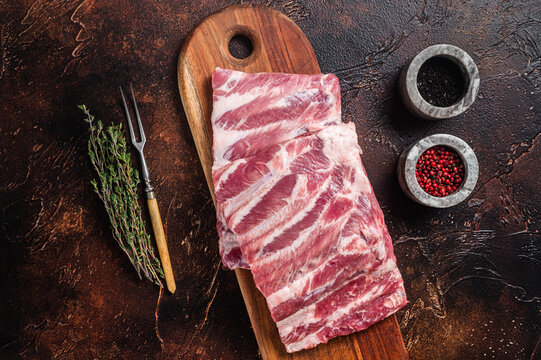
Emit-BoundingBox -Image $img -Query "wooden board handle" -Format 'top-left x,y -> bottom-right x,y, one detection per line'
147,197 -> 176,293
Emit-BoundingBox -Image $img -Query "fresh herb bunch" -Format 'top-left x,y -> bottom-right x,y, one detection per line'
80,105 -> 164,286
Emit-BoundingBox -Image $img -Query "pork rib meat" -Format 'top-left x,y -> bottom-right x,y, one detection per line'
210,68 -> 407,352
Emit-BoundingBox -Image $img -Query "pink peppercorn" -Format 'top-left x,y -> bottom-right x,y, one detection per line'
415,146 -> 464,197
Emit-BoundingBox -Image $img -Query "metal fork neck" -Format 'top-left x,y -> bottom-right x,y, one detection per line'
138,152 -> 154,197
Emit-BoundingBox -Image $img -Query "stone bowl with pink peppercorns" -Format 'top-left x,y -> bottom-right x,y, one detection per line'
397,134 -> 479,208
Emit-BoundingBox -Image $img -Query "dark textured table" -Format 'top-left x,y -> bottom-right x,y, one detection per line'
1,1 -> 540,359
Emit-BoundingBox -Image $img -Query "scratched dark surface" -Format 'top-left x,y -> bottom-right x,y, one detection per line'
0,0 -> 540,359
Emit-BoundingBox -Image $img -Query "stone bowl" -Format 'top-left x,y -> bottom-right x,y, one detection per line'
397,134 -> 479,208
399,44 -> 480,120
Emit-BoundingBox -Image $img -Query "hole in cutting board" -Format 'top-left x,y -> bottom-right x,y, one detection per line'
228,34 -> 253,60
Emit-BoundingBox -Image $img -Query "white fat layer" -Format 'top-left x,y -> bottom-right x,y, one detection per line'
274,88 -> 333,107
218,140 -> 298,219
220,234 -> 238,256
262,208 -> 359,307
246,126 -> 360,264
211,91 -> 251,121
225,171 -> 278,225
253,191 -> 351,270
211,74 -> 341,168
361,225 -> 388,261
283,284 -> 406,352
265,231 -> 368,309
211,70 -> 249,123
252,170 -> 334,251
222,139 -> 316,233
230,174 -> 306,233
212,121 -> 311,169
318,123 -> 371,194
277,260 -> 401,337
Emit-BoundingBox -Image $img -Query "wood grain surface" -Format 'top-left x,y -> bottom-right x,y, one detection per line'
147,197 -> 176,293
1,0 -> 540,359
177,5 -> 407,359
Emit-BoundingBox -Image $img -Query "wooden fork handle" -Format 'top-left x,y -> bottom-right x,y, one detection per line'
147,197 -> 176,293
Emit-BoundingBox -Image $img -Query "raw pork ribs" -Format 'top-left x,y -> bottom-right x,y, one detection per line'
211,68 -> 407,352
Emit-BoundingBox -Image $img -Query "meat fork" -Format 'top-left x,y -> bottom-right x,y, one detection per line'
120,85 -> 176,293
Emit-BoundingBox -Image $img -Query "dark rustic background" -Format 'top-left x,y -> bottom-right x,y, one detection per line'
1,1 -> 540,359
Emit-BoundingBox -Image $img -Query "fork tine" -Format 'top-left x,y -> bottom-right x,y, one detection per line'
130,84 -> 146,144
120,86 -> 137,145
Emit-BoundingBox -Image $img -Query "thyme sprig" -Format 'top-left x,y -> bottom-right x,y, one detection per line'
80,105 -> 164,286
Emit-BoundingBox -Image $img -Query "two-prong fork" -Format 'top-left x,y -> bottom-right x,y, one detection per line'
120,85 -> 176,293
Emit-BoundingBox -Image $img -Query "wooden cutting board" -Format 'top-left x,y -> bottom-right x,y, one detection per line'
177,4 -> 408,359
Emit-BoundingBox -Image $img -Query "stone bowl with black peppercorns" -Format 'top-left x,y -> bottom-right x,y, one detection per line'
399,44 -> 480,120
